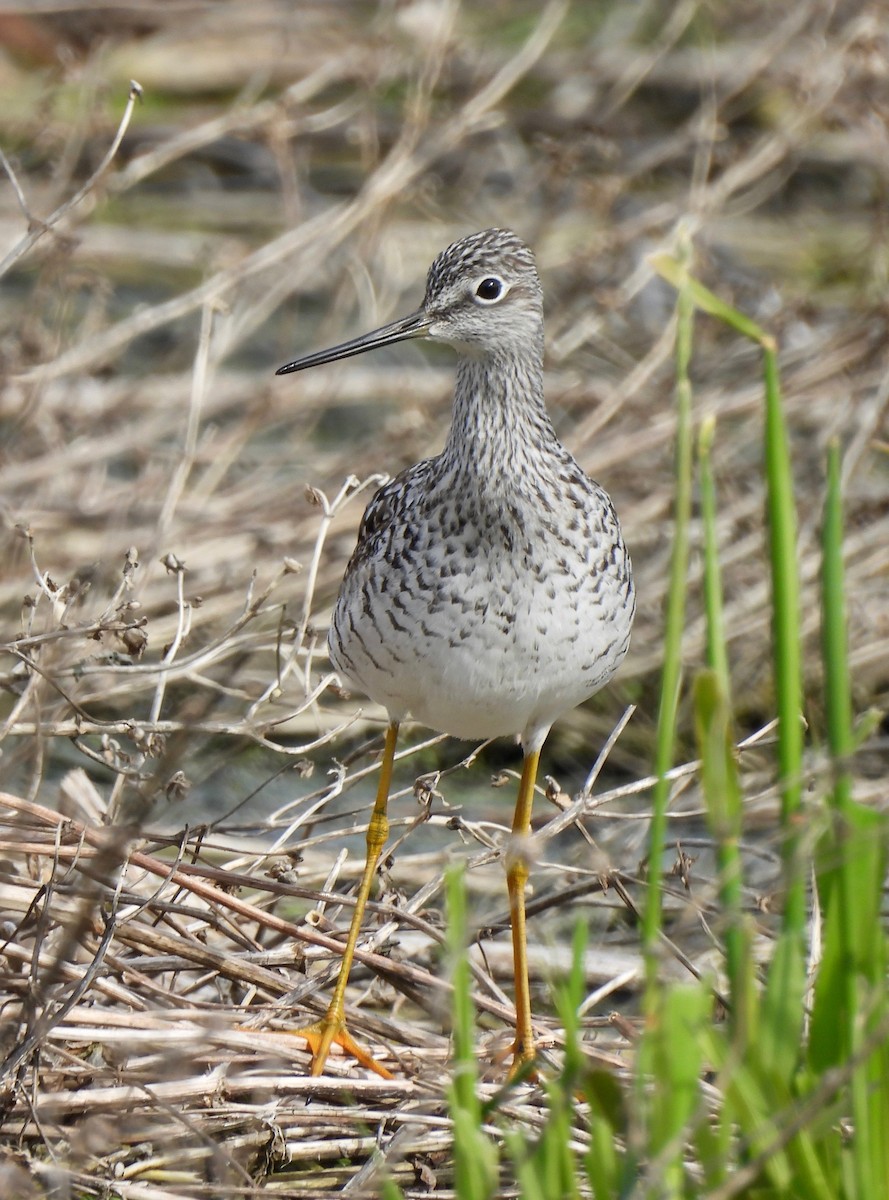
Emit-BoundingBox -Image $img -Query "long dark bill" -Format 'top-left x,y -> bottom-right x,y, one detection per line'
276,309 -> 432,375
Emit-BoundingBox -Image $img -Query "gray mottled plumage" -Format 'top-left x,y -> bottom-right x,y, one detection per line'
281,228 -> 635,754
274,229 -> 635,1078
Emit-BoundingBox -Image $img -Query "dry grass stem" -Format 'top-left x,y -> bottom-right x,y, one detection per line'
1,0 -> 887,1192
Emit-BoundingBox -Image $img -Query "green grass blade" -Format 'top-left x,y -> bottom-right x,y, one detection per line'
583,1071 -> 628,1199
445,865 -> 498,1200
698,415 -> 731,697
650,266 -> 805,905
635,237 -> 697,1192
759,930 -> 807,1088
820,440 -> 853,764
554,920 -> 587,1083
758,340 -> 807,1082
641,983 -> 710,1198
693,670 -> 755,1043
696,416 -> 760,1049
810,441 -> 889,1195
649,252 -> 768,341
505,925 -> 589,1200
761,342 -> 804,910
717,1051 -> 838,1199
644,238 -> 695,966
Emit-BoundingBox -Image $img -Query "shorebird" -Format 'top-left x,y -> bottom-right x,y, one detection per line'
276,228 -> 634,1078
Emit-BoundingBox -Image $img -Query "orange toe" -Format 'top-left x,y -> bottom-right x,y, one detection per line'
292,1017 -> 394,1080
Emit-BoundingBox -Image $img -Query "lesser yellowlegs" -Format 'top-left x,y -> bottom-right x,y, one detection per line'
276,228 -> 635,1077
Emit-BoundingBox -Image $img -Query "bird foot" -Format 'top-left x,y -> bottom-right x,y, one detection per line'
290,1017 -> 394,1079
492,1037 -> 539,1083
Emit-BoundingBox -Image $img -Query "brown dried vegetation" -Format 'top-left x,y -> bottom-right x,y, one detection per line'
0,1 -> 887,1194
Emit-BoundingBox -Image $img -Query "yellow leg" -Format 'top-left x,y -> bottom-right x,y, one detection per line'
506,746 -> 540,1074
297,722 -> 398,1078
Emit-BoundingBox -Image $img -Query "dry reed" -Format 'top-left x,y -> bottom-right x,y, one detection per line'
1,1 -> 887,1194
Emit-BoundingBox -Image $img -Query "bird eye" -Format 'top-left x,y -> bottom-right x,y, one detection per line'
474,277 -> 505,303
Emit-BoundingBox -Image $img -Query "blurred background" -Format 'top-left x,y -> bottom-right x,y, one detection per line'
1,0 -> 887,825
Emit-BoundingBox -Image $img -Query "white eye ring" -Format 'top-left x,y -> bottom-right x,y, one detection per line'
472,276 -> 508,305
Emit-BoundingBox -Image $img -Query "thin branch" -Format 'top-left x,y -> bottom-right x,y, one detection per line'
0,81 -> 142,281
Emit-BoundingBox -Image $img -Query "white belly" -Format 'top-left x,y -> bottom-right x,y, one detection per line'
329,531 -> 634,748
